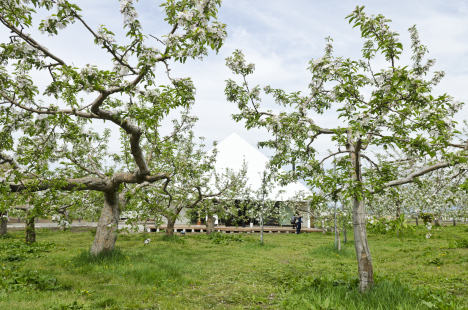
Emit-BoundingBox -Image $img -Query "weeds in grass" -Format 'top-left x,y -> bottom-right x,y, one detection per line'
94,297 -> 116,308
72,248 -> 126,266
161,234 -> 186,244
243,240 -> 276,249
198,231 -> 258,244
53,300 -> 90,310
448,238 -> 468,249
311,243 -> 356,258
281,275 -> 463,310
0,233 -> 13,240
203,232 -> 255,245
0,264 -> 61,291
0,241 -> 55,261
426,257 -> 444,266
1,227 -> 467,309
125,258 -> 189,287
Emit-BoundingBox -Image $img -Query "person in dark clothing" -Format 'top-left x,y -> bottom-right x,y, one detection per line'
296,213 -> 302,234
290,215 -> 296,229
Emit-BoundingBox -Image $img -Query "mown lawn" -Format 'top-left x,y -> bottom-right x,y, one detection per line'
0,224 -> 467,309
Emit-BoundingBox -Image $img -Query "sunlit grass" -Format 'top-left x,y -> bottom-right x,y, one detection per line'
0,224 -> 467,309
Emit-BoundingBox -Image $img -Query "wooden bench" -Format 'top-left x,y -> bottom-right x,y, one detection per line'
146,225 -> 321,234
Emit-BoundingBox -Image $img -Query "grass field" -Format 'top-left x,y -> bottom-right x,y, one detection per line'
0,224 -> 467,309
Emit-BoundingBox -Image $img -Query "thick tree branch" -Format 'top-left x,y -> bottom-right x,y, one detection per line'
379,162 -> 456,190
8,172 -> 170,193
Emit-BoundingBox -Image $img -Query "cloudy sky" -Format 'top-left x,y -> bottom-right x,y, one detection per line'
3,0 -> 468,169
141,0 -> 467,158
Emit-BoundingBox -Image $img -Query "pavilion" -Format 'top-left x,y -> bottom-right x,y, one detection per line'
166,133 -> 313,228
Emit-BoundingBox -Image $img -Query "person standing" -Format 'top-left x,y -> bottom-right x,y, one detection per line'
290,214 -> 296,229
296,212 -> 302,234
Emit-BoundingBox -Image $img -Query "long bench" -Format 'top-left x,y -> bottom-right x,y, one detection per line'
147,225 -> 322,233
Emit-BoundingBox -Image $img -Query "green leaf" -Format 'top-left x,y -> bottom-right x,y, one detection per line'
420,300 -> 435,308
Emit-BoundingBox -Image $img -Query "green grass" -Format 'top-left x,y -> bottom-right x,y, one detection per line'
0,225 -> 467,309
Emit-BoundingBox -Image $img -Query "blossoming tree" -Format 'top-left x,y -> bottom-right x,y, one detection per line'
122,118 -> 248,236
224,6 -> 465,291
0,0 -> 227,255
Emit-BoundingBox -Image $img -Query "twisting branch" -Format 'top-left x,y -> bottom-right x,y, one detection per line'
0,13 -> 67,66
361,154 -> 382,175
318,150 -> 348,165
70,11 -> 138,75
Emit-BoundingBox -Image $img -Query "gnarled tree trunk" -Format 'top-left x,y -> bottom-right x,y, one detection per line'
166,217 -> 176,236
91,191 -> 120,255
206,213 -> 215,235
25,216 -> 36,243
0,213 -> 7,236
